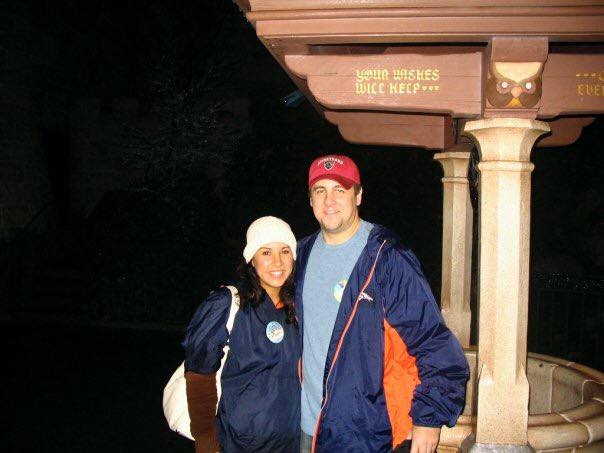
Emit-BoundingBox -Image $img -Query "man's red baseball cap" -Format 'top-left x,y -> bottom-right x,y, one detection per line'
308,155 -> 361,190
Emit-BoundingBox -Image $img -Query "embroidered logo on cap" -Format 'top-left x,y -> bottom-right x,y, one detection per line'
324,161 -> 334,170
266,321 -> 284,343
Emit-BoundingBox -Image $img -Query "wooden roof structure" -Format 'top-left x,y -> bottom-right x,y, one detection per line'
235,0 -> 604,149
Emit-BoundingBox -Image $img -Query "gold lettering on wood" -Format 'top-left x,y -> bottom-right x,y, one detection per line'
354,67 -> 440,95
356,69 -> 390,82
575,71 -> 604,97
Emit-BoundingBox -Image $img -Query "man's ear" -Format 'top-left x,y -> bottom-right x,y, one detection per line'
356,188 -> 363,207
309,196 -> 313,208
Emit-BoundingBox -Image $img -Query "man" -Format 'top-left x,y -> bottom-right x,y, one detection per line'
296,154 -> 469,453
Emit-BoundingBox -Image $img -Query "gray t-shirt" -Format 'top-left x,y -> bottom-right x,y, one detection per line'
300,220 -> 373,435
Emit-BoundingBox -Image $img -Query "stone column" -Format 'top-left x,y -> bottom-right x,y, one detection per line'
433,146 -> 473,348
463,118 -> 549,450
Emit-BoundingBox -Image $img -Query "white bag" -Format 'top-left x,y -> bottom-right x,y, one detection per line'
162,286 -> 240,440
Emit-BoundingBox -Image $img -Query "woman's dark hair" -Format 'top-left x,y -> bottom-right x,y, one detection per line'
236,260 -> 297,325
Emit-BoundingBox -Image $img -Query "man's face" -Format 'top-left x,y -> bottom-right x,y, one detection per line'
310,178 -> 362,235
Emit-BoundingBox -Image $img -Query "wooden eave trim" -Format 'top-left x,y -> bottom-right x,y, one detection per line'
248,0 -> 604,12
248,6 -> 604,22
250,10 -> 604,43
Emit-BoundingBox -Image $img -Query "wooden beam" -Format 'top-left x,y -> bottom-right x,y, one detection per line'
540,54 -> 604,117
247,1 -> 604,12
536,117 -> 595,147
285,52 -> 482,116
324,111 -> 454,149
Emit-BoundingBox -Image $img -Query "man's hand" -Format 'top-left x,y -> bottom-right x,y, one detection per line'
411,425 -> 441,453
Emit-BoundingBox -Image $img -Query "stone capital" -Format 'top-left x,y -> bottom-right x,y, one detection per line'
463,118 -> 550,162
434,144 -> 473,181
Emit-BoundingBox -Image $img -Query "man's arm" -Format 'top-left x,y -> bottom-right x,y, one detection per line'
381,247 -> 469,431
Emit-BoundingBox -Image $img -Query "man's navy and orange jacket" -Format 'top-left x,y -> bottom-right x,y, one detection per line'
296,225 -> 469,452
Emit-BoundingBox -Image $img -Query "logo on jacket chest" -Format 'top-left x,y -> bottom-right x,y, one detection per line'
358,290 -> 375,308
358,291 -> 373,303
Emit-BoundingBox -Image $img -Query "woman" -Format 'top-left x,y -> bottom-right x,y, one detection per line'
183,216 -> 300,453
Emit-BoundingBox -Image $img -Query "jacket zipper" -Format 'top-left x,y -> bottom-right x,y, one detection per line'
311,240 -> 386,453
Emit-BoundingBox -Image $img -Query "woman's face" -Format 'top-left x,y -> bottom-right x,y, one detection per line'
251,242 -> 294,295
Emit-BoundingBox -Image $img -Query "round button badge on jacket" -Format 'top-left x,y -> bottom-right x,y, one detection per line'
266,321 -> 284,343
333,280 -> 347,303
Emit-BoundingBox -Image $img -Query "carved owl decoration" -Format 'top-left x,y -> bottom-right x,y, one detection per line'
486,62 -> 543,109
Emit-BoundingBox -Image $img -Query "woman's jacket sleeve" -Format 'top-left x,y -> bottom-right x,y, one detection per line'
182,287 -> 231,374
380,247 -> 469,428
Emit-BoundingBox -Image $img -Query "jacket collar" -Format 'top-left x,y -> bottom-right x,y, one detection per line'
293,223 -> 401,326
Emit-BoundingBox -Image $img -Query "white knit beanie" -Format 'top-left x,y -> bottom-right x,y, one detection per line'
243,216 -> 297,263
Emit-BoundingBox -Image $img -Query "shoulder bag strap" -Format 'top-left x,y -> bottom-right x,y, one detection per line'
215,285 -> 240,412
224,285 -> 240,334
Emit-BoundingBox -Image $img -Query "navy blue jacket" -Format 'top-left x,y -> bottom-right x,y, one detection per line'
183,288 -> 301,452
296,225 -> 469,452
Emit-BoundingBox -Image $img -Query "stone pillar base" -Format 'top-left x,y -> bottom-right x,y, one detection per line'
461,435 -> 535,453
468,443 -> 535,453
